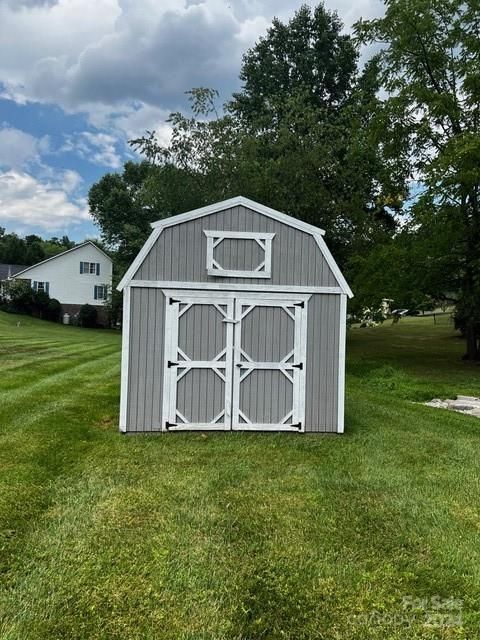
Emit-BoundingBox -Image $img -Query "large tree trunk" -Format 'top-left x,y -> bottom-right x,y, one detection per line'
460,191 -> 480,361
463,322 -> 479,361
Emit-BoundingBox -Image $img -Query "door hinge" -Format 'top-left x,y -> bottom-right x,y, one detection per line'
292,362 -> 303,370
294,301 -> 305,308
169,297 -> 180,305
292,422 -> 302,429
236,363 -> 243,368
165,421 -> 177,430
168,360 -> 178,368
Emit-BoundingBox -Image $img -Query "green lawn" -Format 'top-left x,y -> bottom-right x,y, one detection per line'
0,311 -> 479,639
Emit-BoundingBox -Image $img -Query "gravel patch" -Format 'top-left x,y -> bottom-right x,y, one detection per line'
425,396 -> 480,418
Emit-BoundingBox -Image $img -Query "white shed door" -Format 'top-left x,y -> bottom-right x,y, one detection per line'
162,292 -> 308,431
162,294 -> 234,430
232,298 -> 307,432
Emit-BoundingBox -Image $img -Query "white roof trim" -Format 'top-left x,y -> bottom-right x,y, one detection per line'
12,241 -> 112,279
150,196 -> 326,236
117,196 -> 352,297
117,228 -> 163,291
313,235 -> 353,298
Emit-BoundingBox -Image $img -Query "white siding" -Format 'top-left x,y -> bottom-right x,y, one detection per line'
14,243 -> 112,306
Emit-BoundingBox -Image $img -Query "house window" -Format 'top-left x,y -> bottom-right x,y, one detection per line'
33,281 -> 49,294
80,261 -> 100,275
94,285 -> 108,301
204,231 -> 275,278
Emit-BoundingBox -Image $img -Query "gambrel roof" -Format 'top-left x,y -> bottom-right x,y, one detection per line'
118,196 -> 353,297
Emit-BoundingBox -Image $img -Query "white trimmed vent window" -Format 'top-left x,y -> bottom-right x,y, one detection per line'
204,231 -> 275,278
94,285 -> 108,301
80,261 -> 100,275
33,281 -> 49,294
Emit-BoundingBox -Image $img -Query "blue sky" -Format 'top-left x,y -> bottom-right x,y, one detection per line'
0,0 -> 383,243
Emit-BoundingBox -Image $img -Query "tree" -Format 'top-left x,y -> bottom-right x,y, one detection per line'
0,231 -> 75,265
88,161 -> 158,265
130,6 -> 403,268
356,0 -> 480,359
230,4 -> 357,129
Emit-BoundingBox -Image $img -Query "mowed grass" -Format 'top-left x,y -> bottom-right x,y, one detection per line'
0,311 -> 479,639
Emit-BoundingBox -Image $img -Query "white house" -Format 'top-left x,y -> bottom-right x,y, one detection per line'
12,241 -> 113,322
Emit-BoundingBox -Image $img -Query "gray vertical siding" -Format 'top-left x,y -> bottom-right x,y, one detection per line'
305,294 -> 340,432
126,287 -> 165,432
134,206 -> 338,287
240,306 -> 294,362
126,289 -> 342,432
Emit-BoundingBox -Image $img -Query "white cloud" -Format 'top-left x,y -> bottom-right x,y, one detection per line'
81,132 -> 122,168
0,0 -> 385,152
60,168 -> 83,193
61,131 -> 122,168
0,126 -> 49,169
0,170 -> 90,231
0,0 -> 384,122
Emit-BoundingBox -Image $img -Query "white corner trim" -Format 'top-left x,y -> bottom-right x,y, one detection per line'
119,286 -> 131,432
117,228 -> 163,291
12,241 -> 112,279
129,280 -> 342,294
337,293 -> 347,434
150,196 -> 326,236
313,235 -> 353,299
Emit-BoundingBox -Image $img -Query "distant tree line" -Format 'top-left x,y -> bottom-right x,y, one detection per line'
88,1 -> 480,359
0,228 -> 75,266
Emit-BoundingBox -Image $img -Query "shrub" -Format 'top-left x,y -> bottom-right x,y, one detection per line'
31,291 -> 50,318
0,280 -> 35,314
44,298 -> 62,322
78,304 -> 97,328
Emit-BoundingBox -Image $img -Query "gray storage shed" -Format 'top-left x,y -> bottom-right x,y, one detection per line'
118,196 -> 352,433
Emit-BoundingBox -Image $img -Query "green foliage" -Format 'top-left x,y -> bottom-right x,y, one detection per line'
78,304 -> 98,328
124,5 -> 405,270
0,280 -> 34,314
104,279 -> 123,328
88,161 -> 159,266
355,0 -> 480,358
230,4 -> 358,127
0,280 -> 61,322
44,298 -> 62,323
0,228 -> 74,265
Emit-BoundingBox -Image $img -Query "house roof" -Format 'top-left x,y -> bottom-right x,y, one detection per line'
0,264 -> 29,280
118,196 -> 353,297
12,241 -> 112,279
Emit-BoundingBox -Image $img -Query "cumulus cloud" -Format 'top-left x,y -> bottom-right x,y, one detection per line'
0,126 -> 50,169
0,170 -> 90,231
61,131 -> 122,168
1,0 -> 58,8
0,0 -> 384,124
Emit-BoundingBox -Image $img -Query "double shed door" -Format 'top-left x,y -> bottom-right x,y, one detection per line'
162,291 -> 309,432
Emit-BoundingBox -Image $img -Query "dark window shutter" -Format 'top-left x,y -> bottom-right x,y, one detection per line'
80,262 -> 83,274
45,282 -> 49,295
94,286 -> 98,300
96,263 -> 100,276
33,281 -> 37,291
